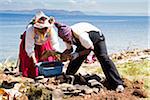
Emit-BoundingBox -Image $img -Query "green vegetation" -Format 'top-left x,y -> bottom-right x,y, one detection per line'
92,59 -> 150,95
117,59 -> 150,94
117,59 -> 150,76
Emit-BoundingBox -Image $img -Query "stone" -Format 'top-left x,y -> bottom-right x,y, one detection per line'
92,87 -> 100,94
1,81 -> 19,89
88,79 -> 103,88
15,94 -> 28,100
132,89 -> 148,98
58,83 -> 75,91
35,78 -> 49,83
52,89 -> 64,100
74,85 -> 93,94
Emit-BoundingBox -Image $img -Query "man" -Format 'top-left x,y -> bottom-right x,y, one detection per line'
47,18 -> 124,92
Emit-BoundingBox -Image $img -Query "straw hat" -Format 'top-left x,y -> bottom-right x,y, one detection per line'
35,11 -> 49,21
29,11 -> 49,23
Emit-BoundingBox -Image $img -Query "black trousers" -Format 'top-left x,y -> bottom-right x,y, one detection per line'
66,31 -> 123,88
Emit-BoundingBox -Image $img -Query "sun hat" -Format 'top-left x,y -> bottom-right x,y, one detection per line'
54,22 -> 73,43
35,11 -> 49,21
27,11 -> 49,28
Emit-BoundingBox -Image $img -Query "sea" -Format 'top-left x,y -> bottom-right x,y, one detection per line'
0,13 -> 149,61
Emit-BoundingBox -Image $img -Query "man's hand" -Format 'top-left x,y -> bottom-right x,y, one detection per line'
59,48 -> 73,62
60,53 -> 71,62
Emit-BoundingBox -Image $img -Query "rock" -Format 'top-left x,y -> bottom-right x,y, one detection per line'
79,93 -> 85,96
88,79 -> 103,88
132,89 -> 148,98
74,85 -> 93,94
92,87 -> 100,94
44,84 -> 56,90
3,68 -> 14,75
36,83 -> 46,89
133,80 -> 144,89
63,89 -> 81,96
34,75 -> 44,81
41,88 -> 52,100
84,88 -> 93,94
26,87 -> 42,100
4,89 -> 22,100
0,89 -> 9,100
123,78 -> 133,89
1,81 -> 19,89
65,75 -> 75,84
67,86 -> 76,92
56,74 -> 75,84
35,78 -> 49,83
74,74 -> 87,85
18,83 -> 29,93
15,94 -> 28,100
84,74 -> 103,82
21,77 -> 35,83
58,83 -> 75,91
55,74 -> 67,83
52,89 -> 64,100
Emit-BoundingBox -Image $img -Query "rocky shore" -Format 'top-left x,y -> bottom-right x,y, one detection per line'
0,48 -> 149,100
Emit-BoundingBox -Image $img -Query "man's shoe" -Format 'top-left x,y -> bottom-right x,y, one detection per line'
116,85 -> 124,92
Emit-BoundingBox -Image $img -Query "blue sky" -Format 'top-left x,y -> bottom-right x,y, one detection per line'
0,0 -> 149,15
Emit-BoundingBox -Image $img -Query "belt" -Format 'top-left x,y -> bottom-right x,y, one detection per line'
87,30 -> 103,36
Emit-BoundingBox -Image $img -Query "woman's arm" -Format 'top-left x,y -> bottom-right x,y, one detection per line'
25,26 -> 37,63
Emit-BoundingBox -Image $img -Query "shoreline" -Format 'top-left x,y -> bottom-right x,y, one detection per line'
0,47 -> 149,62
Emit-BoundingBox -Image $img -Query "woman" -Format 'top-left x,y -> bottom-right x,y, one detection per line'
19,11 -> 60,78
48,18 -> 124,92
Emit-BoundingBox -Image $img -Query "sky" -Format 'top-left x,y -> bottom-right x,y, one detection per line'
0,0 -> 149,15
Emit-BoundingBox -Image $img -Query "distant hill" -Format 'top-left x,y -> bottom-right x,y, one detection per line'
0,9 -> 85,15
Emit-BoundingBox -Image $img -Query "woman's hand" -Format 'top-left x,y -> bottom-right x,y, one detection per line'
41,50 -> 52,59
35,62 -> 42,67
31,53 -> 37,64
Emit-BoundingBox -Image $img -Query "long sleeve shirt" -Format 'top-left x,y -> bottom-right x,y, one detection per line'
65,22 -> 102,50
25,25 -> 60,57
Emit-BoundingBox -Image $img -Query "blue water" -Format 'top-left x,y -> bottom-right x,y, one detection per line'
0,13 -> 149,61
